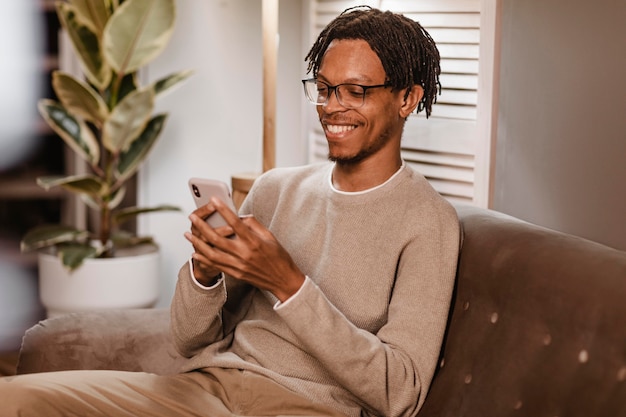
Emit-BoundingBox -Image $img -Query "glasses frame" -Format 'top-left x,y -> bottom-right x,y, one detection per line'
302,78 -> 391,109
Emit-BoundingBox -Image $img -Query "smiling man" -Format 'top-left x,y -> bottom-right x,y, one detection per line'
173,6 -> 460,417
0,6 -> 460,417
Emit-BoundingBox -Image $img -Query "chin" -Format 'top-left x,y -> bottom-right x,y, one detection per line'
328,151 -> 368,165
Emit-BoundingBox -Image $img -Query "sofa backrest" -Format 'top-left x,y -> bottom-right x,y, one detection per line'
418,204 -> 626,417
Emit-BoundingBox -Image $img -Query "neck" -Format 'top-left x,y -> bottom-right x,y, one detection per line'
332,153 -> 403,192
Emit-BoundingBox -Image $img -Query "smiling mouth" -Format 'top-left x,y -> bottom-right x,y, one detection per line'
325,124 -> 356,134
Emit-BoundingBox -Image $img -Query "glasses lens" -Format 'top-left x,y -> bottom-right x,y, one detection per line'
336,85 -> 365,108
304,80 -> 325,104
302,80 -> 366,109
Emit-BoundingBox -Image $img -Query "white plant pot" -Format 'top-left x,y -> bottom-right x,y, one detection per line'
38,247 -> 160,318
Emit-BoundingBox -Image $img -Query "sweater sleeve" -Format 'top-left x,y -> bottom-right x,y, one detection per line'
170,262 -> 228,357
170,261 -> 258,358
274,207 -> 460,417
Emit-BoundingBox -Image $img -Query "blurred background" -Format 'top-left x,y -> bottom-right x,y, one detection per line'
0,1 -> 49,353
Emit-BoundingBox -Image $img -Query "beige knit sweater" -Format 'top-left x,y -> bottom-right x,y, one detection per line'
170,163 -> 460,417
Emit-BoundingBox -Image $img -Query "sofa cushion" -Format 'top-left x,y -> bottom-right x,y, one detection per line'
418,204 -> 626,417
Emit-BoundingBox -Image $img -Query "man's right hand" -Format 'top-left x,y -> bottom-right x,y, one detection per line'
186,201 -> 234,286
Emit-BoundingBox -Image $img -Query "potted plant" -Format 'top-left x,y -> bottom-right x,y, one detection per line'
20,0 -> 191,317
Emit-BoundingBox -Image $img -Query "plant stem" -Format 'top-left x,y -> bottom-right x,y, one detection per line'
100,203 -> 111,249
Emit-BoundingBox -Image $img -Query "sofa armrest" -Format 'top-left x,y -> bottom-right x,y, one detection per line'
16,308 -> 187,375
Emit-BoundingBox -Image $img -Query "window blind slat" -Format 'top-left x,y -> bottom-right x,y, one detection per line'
441,59 -> 479,74
403,119 -> 477,154
437,44 -> 480,60
426,28 -> 480,44
381,0 -> 481,13
440,73 -> 479,90
406,13 -> 480,28
404,161 -> 474,184
438,89 -> 478,106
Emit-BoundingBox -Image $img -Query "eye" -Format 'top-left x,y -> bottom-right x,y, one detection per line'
316,84 -> 329,94
343,85 -> 365,98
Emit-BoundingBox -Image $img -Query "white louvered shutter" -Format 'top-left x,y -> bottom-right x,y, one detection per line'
306,0 -> 496,206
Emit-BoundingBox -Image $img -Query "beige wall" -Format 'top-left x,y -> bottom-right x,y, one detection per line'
493,0 -> 626,250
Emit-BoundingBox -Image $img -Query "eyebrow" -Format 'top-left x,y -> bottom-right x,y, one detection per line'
316,74 -> 379,85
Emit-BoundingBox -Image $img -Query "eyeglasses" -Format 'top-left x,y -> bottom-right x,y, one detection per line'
302,78 -> 391,109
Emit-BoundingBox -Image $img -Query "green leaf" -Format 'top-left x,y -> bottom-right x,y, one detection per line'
102,88 -> 154,153
116,72 -> 138,103
37,175 -> 106,197
116,114 -> 167,181
152,70 -> 194,97
103,0 -> 176,75
68,0 -> 112,36
111,231 -> 156,249
56,2 -> 111,90
113,204 -> 181,226
80,193 -> 101,210
52,71 -> 109,126
106,185 -> 126,210
37,99 -> 100,166
58,243 -> 103,271
21,225 -> 89,252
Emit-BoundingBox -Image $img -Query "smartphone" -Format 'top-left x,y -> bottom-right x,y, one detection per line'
188,178 -> 238,229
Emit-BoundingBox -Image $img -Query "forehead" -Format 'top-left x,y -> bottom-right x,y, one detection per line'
318,39 -> 386,83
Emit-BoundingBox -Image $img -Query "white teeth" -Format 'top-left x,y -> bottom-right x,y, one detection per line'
326,124 -> 355,134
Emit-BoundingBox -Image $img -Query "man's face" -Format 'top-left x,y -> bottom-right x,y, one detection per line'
315,39 -> 408,165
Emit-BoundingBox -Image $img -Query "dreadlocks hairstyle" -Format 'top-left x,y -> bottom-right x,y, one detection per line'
305,6 -> 441,118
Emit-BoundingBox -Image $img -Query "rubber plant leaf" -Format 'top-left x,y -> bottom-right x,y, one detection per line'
68,0 -> 112,36
111,230 -> 156,249
113,72 -> 138,104
56,2 -> 111,90
52,71 -> 109,126
113,205 -> 180,227
37,99 -> 100,166
102,88 -> 154,154
105,185 -> 126,210
116,114 -> 167,181
58,243 -> 104,271
80,193 -> 101,211
37,175 -> 106,199
20,225 -> 89,253
151,70 -> 194,97
103,0 -> 176,75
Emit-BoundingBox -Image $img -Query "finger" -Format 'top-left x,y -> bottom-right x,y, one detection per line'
211,197 -> 246,231
192,201 -> 218,219
240,215 -> 274,240
189,203 -> 218,236
189,214 -> 222,245
185,230 -> 228,268
189,214 -> 240,259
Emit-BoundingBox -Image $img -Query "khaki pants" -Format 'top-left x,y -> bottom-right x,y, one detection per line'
0,368 -> 346,417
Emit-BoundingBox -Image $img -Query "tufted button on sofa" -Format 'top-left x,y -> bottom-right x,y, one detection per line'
15,204 -> 626,416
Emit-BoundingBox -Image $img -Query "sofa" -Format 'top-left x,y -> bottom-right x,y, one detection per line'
16,204 -> 626,416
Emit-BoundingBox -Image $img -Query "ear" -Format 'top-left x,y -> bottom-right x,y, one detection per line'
399,85 -> 424,118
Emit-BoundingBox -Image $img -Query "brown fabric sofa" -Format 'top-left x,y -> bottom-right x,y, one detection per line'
16,204 -> 626,416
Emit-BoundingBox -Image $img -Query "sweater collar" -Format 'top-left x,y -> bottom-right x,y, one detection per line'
327,162 -> 407,196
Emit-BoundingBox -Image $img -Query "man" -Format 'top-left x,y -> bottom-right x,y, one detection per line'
0,7 -> 459,417
175,6 -> 459,417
